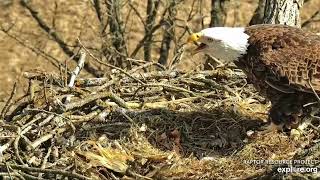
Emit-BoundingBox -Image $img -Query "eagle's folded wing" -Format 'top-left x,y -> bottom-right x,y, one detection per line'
244,24 -> 320,93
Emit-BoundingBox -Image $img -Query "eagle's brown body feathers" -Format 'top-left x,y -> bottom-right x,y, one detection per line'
242,25 -> 320,95
190,24 -> 320,129
239,24 -> 320,127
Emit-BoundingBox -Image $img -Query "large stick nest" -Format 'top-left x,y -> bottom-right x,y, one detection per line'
0,52 -> 319,179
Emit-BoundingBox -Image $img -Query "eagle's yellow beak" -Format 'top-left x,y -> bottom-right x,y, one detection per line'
187,32 -> 202,43
188,32 -> 204,55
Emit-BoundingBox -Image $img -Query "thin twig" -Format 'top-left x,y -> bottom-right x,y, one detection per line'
308,79 -> 320,103
78,38 -> 146,85
20,0 -> 101,77
1,82 -> 17,119
1,163 -> 91,180
68,51 -> 86,88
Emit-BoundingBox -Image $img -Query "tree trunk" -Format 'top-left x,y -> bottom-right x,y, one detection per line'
209,0 -> 229,27
249,0 -> 266,25
250,0 -> 304,27
158,0 -> 177,66
144,0 -> 160,62
106,0 -> 128,68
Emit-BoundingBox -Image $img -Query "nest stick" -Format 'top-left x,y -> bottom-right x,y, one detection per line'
14,129 -> 25,165
68,51 -> 86,88
0,163 -> 91,180
78,38 -> 146,85
38,146 -> 52,178
65,91 -> 128,111
142,83 -> 197,96
29,127 -> 67,150
0,139 -> 14,155
64,51 -> 86,104
0,82 -> 17,119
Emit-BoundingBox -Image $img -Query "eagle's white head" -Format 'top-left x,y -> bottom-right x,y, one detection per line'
188,27 -> 250,63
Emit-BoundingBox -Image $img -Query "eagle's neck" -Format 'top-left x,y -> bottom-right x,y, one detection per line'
203,27 -> 250,63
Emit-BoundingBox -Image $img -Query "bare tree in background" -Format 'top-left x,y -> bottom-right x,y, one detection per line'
144,0 -> 160,62
250,0 -> 304,27
249,0 -> 266,25
158,0 -> 180,65
210,0 -> 229,27
106,0 -> 128,68
3,0 -> 319,80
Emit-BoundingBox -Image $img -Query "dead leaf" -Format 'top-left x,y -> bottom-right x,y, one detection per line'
78,142 -> 134,173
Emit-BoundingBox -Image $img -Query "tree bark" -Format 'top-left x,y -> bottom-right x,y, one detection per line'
249,0 -> 266,25
144,0 -> 160,62
158,0 -> 177,66
209,0 -> 229,27
106,0 -> 128,68
250,0 -> 304,27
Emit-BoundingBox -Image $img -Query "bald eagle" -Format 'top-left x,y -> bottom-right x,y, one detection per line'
188,24 -> 320,130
